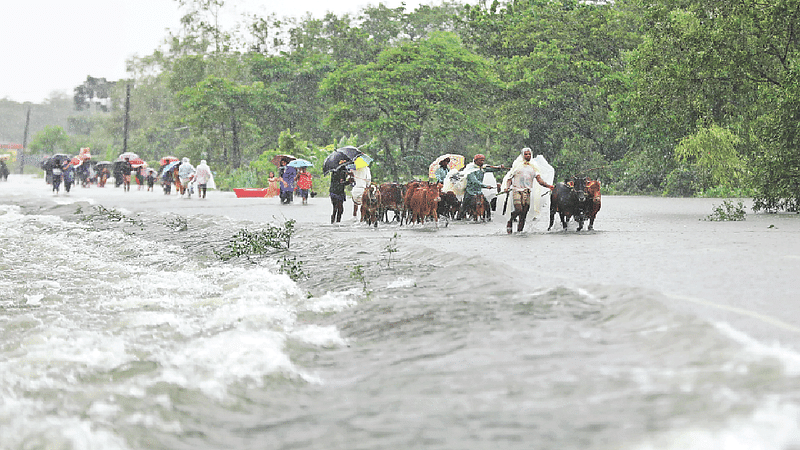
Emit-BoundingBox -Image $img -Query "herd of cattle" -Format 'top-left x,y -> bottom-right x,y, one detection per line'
356,177 -> 601,231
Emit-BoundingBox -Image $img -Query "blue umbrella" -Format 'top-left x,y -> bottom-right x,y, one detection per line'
288,159 -> 312,168
160,160 -> 180,175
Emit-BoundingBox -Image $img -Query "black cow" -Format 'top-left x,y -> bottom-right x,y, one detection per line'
437,191 -> 461,220
548,177 -> 589,231
378,182 -> 405,222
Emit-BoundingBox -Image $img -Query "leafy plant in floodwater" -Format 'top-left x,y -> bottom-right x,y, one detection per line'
215,219 -> 297,261
280,255 -> 308,281
383,232 -> 400,268
75,204 -> 145,229
350,264 -> 370,298
705,199 -> 747,221
164,216 -> 189,232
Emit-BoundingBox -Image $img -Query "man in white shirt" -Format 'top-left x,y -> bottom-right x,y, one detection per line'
504,148 -> 553,233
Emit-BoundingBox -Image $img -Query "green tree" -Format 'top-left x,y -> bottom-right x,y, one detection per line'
623,0 -> 800,209
321,32 -> 497,179
463,0 -> 640,177
28,125 -> 70,155
674,124 -> 746,191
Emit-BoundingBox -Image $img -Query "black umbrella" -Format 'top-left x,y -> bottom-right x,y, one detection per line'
44,153 -> 70,170
323,146 -> 363,175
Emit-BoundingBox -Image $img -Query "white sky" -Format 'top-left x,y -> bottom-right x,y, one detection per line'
2,0 -> 428,104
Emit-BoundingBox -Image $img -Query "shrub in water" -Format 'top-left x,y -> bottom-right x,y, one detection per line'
706,200 -> 747,221
215,219 -> 296,261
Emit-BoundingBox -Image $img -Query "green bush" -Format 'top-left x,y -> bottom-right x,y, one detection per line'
705,200 -> 747,221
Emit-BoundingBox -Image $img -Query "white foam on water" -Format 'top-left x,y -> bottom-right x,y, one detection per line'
0,205 -> 360,445
158,328 -> 313,400
290,324 -> 349,348
714,322 -> 800,376
387,277 -> 416,288
630,397 -> 800,450
1,397 -> 130,450
301,288 -> 360,313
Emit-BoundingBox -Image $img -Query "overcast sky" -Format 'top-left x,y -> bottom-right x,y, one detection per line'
2,0 -> 429,104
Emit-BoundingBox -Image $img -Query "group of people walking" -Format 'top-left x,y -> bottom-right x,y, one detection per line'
42,153 -> 214,199
328,148 -> 555,232
159,157 -> 214,199
270,159 -> 313,205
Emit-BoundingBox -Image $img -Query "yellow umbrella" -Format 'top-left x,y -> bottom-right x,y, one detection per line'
354,154 -> 372,169
429,154 -> 465,179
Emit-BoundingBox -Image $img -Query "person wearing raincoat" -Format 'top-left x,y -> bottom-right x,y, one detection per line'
178,157 -> 195,197
503,148 -> 554,233
458,154 -> 503,220
194,160 -> 213,199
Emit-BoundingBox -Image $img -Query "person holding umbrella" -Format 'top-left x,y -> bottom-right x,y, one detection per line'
435,157 -> 451,185
120,157 -> 133,192
458,154 -> 504,220
51,159 -> 63,194
62,159 -> 75,193
329,161 -> 353,223
280,159 -> 297,204
351,160 -> 371,218
295,166 -> 312,205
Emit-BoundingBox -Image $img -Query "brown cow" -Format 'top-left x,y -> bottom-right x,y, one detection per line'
378,182 -> 404,222
404,182 -> 442,227
585,178 -> 601,230
463,192 -> 487,222
360,184 -> 382,227
401,180 -> 425,225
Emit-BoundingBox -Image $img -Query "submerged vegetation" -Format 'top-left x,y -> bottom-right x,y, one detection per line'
9,0 -> 800,211
215,219 -> 297,261
75,204 -> 145,230
705,200 -> 748,222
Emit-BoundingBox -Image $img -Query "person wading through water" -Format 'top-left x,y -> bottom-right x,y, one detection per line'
329,161 -> 353,223
504,147 -> 554,233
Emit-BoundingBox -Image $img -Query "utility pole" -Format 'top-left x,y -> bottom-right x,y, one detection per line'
20,107 -> 31,174
122,84 -> 131,153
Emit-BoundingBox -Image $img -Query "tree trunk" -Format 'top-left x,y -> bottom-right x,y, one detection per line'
231,111 -> 241,169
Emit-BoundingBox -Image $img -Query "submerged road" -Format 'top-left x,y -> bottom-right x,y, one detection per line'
3,174 -> 800,351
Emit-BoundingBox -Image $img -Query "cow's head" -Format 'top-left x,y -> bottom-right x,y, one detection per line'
573,177 -> 587,204
586,179 -> 601,203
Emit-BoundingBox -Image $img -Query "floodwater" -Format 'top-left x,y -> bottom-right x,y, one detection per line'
2,175 -> 800,450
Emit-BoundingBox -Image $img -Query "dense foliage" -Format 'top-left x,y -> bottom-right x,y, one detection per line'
4,0 -> 799,210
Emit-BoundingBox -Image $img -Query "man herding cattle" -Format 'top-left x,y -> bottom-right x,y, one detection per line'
458,154 -> 504,221
504,148 -> 554,234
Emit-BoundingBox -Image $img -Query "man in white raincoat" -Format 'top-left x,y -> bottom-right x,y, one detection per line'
193,160 -> 213,199
504,148 -> 554,233
178,157 -> 195,198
